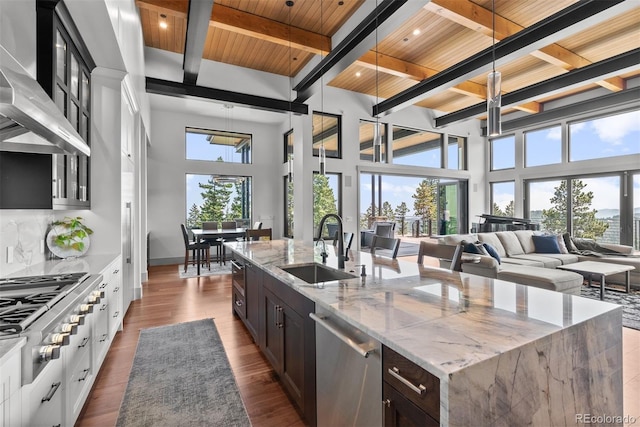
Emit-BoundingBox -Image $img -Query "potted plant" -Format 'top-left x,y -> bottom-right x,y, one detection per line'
47,216 -> 93,258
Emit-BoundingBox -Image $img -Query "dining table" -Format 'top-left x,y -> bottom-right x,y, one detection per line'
191,228 -> 247,275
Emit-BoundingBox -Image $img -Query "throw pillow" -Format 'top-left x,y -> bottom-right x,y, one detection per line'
563,233 -> 577,252
482,243 -> 501,264
462,240 -> 488,255
555,234 -> 569,254
532,235 -> 561,254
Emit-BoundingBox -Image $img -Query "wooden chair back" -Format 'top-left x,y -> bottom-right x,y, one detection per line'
246,228 -> 272,241
221,221 -> 237,230
370,235 -> 401,259
202,221 -> 218,230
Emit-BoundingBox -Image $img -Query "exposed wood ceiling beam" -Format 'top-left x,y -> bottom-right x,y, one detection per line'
435,48 -> 640,127
426,0 -> 624,92
357,51 -> 540,113
210,4 -> 330,55
293,0 -> 419,102
183,0 -> 214,85
146,77 -> 308,115
374,0 -> 634,117
136,0 -> 330,55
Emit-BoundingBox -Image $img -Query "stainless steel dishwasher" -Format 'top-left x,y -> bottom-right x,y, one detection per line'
310,307 -> 381,427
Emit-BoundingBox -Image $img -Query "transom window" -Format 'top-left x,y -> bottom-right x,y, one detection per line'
186,127 -> 252,163
569,109 -> 640,162
392,126 -> 442,168
312,112 -> 341,159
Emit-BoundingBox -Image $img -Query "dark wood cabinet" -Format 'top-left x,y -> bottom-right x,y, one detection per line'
382,345 -> 440,427
231,255 -> 316,426
244,261 -> 263,344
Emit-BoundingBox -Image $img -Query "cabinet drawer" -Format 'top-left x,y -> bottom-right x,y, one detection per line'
383,345 -> 440,422
232,286 -> 246,318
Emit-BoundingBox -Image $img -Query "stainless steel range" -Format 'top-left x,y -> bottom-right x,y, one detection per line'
0,272 -> 103,384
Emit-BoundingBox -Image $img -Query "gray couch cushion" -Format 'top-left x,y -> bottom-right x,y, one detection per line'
514,230 -> 537,253
497,265 -> 583,294
508,254 -> 562,268
441,234 -> 476,246
477,233 -> 506,258
533,253 -> 579,265
496,231 -> 525,256
501,258 -> 545,267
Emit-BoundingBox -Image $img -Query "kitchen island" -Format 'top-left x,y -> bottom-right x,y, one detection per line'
226,239 -> 623,427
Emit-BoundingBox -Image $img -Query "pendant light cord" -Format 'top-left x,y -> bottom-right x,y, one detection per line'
492,0 -> 496,73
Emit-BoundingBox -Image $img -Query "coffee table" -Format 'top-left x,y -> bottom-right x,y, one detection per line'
557,261 -> 634,300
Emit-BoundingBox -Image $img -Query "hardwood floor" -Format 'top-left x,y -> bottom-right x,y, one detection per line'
76,263 -> 640,427
76,264 -> 305,427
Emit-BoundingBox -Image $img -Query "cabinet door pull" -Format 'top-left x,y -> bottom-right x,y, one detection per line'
78,336 -> 90,348
79,368 -> 90,381
388,367 -> 427,396
277,307 -> 284,328
274,305 -> 280,327
42,381 -> 62,402
99,333 -> 108,342
235,299 -> 243,307
113,311 -> 120,318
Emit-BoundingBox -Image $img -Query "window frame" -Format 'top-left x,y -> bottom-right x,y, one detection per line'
312,111 -> 342,160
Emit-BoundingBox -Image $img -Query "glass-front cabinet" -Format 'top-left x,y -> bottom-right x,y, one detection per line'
38,2 -> 94,209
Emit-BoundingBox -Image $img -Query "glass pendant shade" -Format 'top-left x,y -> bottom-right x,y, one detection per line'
319,144 -> 326,175
287,156 -> 293,182
373,122 -> 381,163
487,70 -> 502,136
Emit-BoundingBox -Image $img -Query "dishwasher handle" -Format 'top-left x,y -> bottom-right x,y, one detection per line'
310,313 -> 373,358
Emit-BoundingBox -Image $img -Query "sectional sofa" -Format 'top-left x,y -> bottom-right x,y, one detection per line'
439,230 -> 639,294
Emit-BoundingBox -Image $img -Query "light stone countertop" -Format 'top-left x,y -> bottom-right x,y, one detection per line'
1,253 -> 120,279
225,239 -> 620,379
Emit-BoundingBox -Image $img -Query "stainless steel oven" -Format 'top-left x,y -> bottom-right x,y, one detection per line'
0,272 -> 103,384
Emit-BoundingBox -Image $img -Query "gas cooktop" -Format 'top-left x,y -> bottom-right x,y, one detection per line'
0,272 -> 89,335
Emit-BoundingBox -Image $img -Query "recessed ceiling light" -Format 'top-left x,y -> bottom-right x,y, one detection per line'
285,0 -> 294,6
355,72 -> 361,77
159,14 -> 167,29
413,29 -> 421,36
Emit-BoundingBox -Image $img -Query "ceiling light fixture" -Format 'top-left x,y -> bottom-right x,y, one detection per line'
159,14 -> 168,30
287,0 -> 294,183
487,0 -> 501,137
412,28 -> 420,36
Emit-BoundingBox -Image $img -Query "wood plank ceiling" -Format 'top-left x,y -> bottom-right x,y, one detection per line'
136,0 -> 640,125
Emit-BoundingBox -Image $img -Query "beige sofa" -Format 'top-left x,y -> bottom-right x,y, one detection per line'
440,230 -> 639,294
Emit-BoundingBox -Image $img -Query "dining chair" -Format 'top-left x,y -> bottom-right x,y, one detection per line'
417,241 -> 464,271
217,221 -> 239,264
201,221 -> 223,263
370,235 -> 401,259
246,228 -> 272,241
180,224 -> 210,272
221,221 -> 237,230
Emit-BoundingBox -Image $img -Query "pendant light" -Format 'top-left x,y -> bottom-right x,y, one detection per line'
373,0 -> 382,163
487,0 -> 501,137
287,0 -> 294,182
319,1 -> 326,175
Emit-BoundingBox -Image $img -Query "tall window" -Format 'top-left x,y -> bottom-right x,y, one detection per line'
392,126 -> 442,168
491,181 -> 515,216
312,112 -> 341,159
284,176 -> 294,238
359,120 -> 386,162
186,127 -> 252,163
527,179 -> 567,234
491,135 -> 515,170
447,135 -> 467,170
313,172 -> 340,238
525,125 -> 561,167
186,174 -> 251,228
284,129 -> 293,163
569,110 -> 640,162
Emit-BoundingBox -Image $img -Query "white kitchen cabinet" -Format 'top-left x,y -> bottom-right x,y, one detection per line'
21,356 -> 64,427
65,315 -> 94,424
1,346 -> 22,427
104,256 -> 124,337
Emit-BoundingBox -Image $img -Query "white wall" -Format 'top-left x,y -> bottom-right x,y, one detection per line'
147,107 -> 281,264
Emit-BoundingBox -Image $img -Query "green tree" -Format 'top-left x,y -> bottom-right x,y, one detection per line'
413,178 -> 438,229
382,201 -> 395,222
361,204 -> 375,229
504,200 -> 514,217
229,180 -> 244,220
187,204 -> 201,229
492,202 -> 505,216
395,202 -> 409,235
286,180 -> 294,237
198,177 -> 233,224
542,179 -> 608,238
313,174 -> 337,234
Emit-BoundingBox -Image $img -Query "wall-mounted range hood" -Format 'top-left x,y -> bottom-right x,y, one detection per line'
0,45 -> 90,156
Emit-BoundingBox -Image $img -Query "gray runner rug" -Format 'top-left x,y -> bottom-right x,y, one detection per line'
116,319 -> 251,427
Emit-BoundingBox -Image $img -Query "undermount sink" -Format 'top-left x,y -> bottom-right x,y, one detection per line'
281,263 -> 358,284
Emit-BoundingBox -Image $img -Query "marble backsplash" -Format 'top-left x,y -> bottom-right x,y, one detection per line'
0,210 -> 55,277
